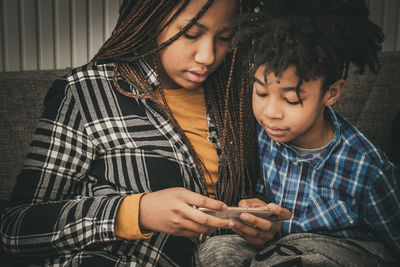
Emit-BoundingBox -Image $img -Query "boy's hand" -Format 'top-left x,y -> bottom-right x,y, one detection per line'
138,188 -> 234,237
231,198 -> 291,246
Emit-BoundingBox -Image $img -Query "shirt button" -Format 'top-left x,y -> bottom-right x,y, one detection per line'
293,161 -> 298,166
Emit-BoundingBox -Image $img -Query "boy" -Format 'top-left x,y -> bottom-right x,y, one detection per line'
197,0 -> 400,266
196,1 -> 399,266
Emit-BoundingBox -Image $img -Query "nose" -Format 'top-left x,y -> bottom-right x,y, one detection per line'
194,37 -> 215,67
263,98 -> 283,120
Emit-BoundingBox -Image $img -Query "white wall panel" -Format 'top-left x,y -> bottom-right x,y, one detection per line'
20,0 -> 38,71
37,0 -> 55,70
397,3 -> 400,51
382,0 -> 399,52
88,0 -> 105,60
55,0 -> 71,69
369,0 -> 400,52
71,0 -> 88,67
369,0 -> 385,26
105,0 -> 120,40
2,0 -> 21,71
0,2 -> 4,71
0,0 -> 398,72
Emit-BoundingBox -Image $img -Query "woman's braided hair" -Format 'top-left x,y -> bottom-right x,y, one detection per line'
93,0 -> 259,205
234,0 -> 384,97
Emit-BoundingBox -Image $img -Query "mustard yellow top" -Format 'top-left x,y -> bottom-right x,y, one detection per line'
155,86 -> 219,196
115,193 -> 153,239
115,87 -> 219,239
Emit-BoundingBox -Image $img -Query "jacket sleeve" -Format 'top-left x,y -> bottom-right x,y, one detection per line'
0,78 -> 124,257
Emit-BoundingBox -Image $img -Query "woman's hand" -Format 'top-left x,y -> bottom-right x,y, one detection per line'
139,187 -> 234,237
231,198 -> 291,246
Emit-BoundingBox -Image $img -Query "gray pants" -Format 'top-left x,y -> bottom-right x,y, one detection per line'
194,233 -> 400,267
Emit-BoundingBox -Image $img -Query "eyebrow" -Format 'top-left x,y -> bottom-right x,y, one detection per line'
193,21 -> 208,30
254,77 -> 299,92
254,77 -> 265,86
182,19 -> 208,30
184,20 -> 233,32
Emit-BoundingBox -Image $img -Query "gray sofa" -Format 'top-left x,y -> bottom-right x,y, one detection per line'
0,52 -> 400,201
0,52 -> 399,264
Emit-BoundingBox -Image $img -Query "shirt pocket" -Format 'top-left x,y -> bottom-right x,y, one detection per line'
297,188 -> 357,232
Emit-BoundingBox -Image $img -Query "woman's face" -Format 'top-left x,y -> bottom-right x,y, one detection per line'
157,0 -> 237,90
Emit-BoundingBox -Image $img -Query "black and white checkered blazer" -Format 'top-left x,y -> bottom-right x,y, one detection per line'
1,58 -> 222,266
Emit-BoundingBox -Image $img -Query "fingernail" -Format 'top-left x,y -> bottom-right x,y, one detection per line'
222,204 -> 228,210
229,221 -> 235,228
268,204 -> 276,211
241,214 -> 249,221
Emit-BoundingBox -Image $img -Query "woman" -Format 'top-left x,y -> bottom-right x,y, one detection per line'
0,0 -> 290,266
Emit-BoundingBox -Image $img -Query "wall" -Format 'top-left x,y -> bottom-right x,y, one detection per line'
1,0 -> 122,72
0,0 -> 399,72
367,0 -> 400,52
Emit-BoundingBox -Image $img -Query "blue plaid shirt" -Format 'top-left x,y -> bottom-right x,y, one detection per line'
256,107 -> 400,253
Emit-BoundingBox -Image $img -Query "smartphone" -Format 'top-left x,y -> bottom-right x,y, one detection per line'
198,207 -> 277,220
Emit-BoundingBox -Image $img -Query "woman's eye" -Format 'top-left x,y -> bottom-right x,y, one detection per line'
183,33 -> 199,39
285,98 -> 301,105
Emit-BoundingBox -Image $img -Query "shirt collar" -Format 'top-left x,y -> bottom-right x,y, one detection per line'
116,55 -> 160,96
134,56 -> 160,90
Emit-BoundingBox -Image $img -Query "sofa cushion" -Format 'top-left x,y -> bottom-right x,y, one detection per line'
0,52 -> 399,201
333,51 -> 400,162
392,111 -> 400,166
0,70 -> 69,200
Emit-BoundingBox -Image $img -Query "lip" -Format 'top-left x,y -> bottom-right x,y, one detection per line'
185,70 -> 209,83
264,126 -> 287,136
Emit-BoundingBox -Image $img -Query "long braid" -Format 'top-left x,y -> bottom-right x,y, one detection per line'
93,0 -> 259,205
94,1 -> 180,61
223,48 -> 240,202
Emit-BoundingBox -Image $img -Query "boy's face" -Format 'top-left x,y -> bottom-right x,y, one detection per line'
252,64 -> 334,148
156,0 -> 237,90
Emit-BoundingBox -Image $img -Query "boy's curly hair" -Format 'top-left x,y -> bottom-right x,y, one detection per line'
234,0 -> 384,93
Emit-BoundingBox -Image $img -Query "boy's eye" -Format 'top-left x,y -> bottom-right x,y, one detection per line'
183,32 -> 199,39
253,83 -> 267,97
219,35 -> 233,42
255,90 -> 267,97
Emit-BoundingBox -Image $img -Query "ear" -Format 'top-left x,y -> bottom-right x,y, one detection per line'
323,79 -> 345,107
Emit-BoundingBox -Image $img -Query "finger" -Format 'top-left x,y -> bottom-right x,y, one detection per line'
238,212 -> 276,232
190,195 -> 228,211
232,223 -> 276,244
176,189 -> 228,211
232,217 -> 271,239
232,218 -> 260,236
176,216 -> 218,235
267,203 -> 291,220
238,199 -> 291,220
186,206 -> 234,229
232,219 -> 275,246
238,198 -> 266,208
